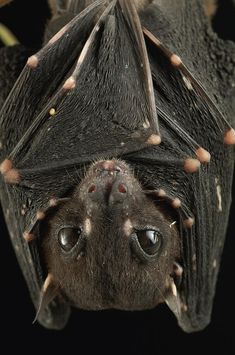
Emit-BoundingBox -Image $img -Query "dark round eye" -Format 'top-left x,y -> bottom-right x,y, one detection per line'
136,229 -> 162,256
58,228 -> 82,252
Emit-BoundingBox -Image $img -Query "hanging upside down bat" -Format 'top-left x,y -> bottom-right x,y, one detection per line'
0,0 -> 234,332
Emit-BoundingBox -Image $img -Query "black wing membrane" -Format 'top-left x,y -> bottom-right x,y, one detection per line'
126,21 -> 235,331
0,0 -> 160,329
0,0 -> 234,331
3,0 -> 159,166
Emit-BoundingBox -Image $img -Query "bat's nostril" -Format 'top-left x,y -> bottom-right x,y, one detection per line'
118,183 -> 127,194
88,184 -> 96,193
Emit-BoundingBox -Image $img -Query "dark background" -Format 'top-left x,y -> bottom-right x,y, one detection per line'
0,1 -> 234,353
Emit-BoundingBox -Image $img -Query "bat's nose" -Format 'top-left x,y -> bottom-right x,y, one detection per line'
87,160 -> 128,204
88,179 -> 128,204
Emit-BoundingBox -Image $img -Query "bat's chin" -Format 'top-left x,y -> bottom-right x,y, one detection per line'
72,299 -> 164,312
66,277 -> 166,312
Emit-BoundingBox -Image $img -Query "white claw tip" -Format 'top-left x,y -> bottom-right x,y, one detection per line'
170,54 -> 182,67
171,282 -> 177,297
183,217 -> 194,229
224,128 -> 235,145
146,134 -> 161,145
23,232 -> 36,242
157,189 -> 166,197
172,198 -> 181,209
0,159 -> 12,175
36,211 -> 46,221
196,147 -> 211,163
43,273 -> 54,292
63,77 -> 76,90
184,158 -> 201,173
49,108 -> 56,116
27,55 -> 39,68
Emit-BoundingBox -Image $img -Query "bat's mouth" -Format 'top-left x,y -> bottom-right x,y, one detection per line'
90,159 -> 130,177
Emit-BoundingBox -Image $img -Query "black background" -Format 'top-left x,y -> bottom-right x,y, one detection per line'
0,1 -> 234,353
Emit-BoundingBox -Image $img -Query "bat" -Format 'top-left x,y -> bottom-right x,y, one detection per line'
0,0 -> 234,332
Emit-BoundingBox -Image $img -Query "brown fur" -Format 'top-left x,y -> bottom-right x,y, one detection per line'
41,159 -> 180,311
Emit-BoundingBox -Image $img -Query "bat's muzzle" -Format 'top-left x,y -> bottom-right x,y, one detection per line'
85,160 -> 132,205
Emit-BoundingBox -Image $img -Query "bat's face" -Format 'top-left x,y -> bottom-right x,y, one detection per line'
42,159 -> 180,310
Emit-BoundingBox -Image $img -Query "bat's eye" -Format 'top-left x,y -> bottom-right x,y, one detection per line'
58,228 -> 82,252
136,230 -> 162,255
130,229 -> 162,262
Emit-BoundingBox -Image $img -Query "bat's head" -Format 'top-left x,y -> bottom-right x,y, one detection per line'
41,159 -> 180,311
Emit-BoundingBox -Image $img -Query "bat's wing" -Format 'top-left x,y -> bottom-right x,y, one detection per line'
126,14 -> 235,331
1,0 -> 160,163
0,0 -> 161,329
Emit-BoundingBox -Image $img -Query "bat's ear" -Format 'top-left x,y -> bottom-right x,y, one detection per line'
33,274 -> 70,329
165,281 -> 182,325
